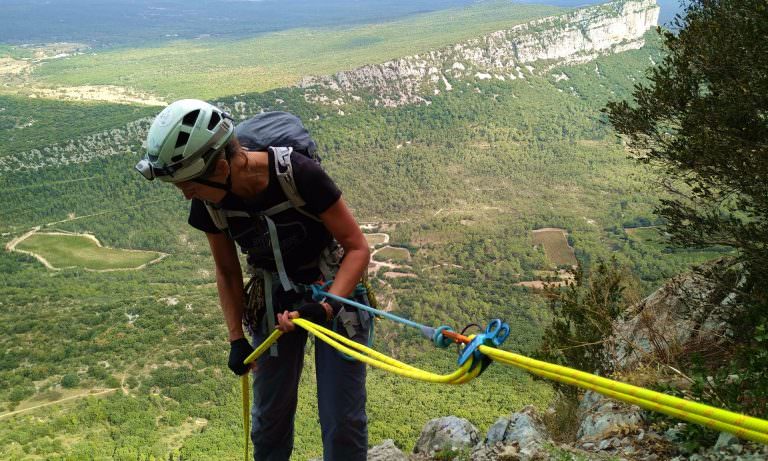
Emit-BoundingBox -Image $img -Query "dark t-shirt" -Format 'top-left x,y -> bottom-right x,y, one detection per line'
188,149 -> 341,282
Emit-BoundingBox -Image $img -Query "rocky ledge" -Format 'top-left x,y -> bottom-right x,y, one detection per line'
358,259 -> 766,460
363,394 -> 767,460
299,0 -> 660,108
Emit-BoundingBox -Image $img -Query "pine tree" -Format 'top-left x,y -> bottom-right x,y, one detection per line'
605,0 -> 768,418
605,0 -> 767,277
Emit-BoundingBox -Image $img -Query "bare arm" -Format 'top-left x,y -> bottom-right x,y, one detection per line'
206,232 -> 246,341
277,196 -> 370,331
320,196 -> 371,298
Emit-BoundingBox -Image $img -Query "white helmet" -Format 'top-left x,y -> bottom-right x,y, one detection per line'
135,99 -> 234,182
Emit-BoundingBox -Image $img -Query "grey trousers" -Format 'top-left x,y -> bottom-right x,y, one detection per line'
250,297 -> 370,461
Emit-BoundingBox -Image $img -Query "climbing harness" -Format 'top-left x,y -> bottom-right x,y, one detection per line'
238,290 -> 768,461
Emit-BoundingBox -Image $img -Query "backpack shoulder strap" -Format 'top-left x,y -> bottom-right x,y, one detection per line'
204,201 -> 229,231
269,147 -> 322,222
203,202 -> 251,232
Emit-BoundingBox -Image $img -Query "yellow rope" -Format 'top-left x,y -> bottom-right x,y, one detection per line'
481,345 -> 768,444
296,319 -> 478,384
239,321 -> 482,460
241,329 -> 283,461
237,322 -> 768,461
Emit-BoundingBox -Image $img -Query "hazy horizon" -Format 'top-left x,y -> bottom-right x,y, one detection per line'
0,0 -> 682,47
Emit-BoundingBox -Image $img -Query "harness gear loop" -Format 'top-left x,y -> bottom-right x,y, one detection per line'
306,281 -> 376,361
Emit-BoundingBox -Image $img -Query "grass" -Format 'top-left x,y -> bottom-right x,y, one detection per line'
364,233 -> 389,246
532,229 -> 578,267
15,233 -> 163,270
23,2 -> 563,100
373,246 -> 411,263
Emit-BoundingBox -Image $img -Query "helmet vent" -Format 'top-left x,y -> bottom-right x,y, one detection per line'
207,112 -> 221,130
171,154 -> 184,162
175,131 -> 190,148
182,110 -> 200,127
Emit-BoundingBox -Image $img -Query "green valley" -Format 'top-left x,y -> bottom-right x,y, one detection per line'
0,0 -> 739,459
2,2 -> 561,101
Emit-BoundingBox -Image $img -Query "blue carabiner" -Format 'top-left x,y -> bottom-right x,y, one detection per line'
457,333 -> 486,366
457,319 -> 511,366
486,319 -> 510,346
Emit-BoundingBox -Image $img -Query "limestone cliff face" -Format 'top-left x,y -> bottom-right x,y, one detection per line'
299,0 -> 659,107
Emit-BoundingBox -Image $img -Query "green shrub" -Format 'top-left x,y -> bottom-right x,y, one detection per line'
61,373 -> 80,389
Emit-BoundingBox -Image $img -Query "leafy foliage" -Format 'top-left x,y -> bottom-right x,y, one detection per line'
605,0 -> 768,442
538,259 -> 641,383
605,0 -> 768,287
0,95 -> 155,158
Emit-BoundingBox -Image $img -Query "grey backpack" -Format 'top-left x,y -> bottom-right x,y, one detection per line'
205,111 -> 322,229
205,111 -> 341,293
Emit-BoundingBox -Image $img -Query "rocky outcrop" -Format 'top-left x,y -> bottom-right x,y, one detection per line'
401,401 -> 766,460
368,439 -> 409,461
574,391 -> 669,458
413,416 -> 481,456
408,402 -> 662,460
0,118 -> 151,174
394,258 -> 768,461
300,0 -> 660,107
476,405 -> 550,461
609,257 -> 741,369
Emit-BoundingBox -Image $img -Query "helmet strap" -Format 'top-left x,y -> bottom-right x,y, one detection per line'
192,174 -> 231,191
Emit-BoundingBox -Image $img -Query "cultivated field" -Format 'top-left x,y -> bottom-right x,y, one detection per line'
364,233 -> 389,247
373,245 -> 411,263
14,233 -> 165,271
625,226 -> 663,242
532,228 -> 578,267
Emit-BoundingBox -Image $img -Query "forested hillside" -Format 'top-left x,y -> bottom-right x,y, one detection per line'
0,1 -> 730,459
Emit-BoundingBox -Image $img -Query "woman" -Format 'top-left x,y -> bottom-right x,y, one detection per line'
135,99 -> 371,460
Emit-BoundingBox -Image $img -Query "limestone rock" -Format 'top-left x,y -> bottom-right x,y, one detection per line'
577,391 -> 642,444
485,405 -> 547,450
610,258 -> 740,369
298,0 -> 660,108
486,417 -> 511,445
368,439 -> 408,461
414,416 -> 481,456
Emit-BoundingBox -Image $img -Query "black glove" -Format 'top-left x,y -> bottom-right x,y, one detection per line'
228,338 -> 254,376
325,299 -> 343,316
296,303 -> 329,323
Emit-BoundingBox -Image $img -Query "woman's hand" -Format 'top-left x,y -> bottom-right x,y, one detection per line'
277,302 -> 334,332
276,310 -> 301,332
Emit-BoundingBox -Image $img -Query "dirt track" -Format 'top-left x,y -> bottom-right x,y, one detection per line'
0,388 -> 117,419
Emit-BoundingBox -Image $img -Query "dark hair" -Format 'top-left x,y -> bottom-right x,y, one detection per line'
224,137 -> 242,161
225,137 -> 249,169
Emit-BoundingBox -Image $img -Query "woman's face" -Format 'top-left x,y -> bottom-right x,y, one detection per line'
174,181 -> 226,203
174,159 -> 229,203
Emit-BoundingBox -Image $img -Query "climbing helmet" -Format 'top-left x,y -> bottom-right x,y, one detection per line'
135,99 -> 234,182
